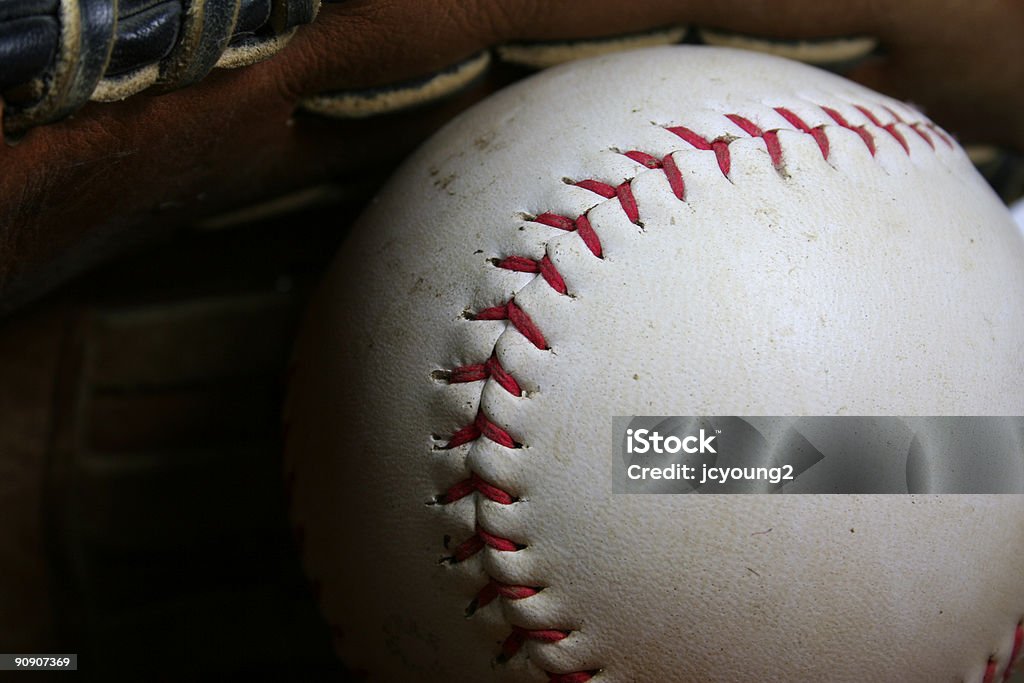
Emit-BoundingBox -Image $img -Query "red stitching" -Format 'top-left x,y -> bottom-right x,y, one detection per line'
725,114 -> 784,167
986,657 -> 1000,683
927,123 -> 954,148
442,473 -> 516,505
623,150 -> 660,168
475,579 -> 540,609
500,626 -> 571,661
661,153 -> 686,199
497,254 -> 568,295
881,105 -> 937,149
855,104 -> 909,154
616,182 -> 640,223
574,179 -> 641,224
432,101 -> 954,681
774,107 -> 830,160
537,256 -> 569,294
909,122 -> 935,149
451,534 -> 485,563
445,410 -> 520,449
620,150 -> 686,199
667,124 -> 712,150
478,526 -> 522,552
451,526 -> 524,563
1002,621 -> 1024,681
668,125 -> 731,175
533,211 -> 604,257
440,472 -> 517,505
575,179 -> 615,198
473,300 -> 548,349
449,354 -> 523,395
821,106 -> 877,156
499,627 -> 600,681
574,214 -> 604,258
535,212 -> 576,231
884,124 -> 910,154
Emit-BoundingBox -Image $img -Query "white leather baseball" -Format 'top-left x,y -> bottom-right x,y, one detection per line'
284,46 -> 1024,682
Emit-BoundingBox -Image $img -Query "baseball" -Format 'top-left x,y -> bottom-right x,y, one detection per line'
284,46 -> 1024,681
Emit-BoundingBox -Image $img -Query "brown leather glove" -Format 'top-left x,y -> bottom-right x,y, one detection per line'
2,0 -> 1023,314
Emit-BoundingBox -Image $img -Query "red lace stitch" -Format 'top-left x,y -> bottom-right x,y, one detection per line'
623,150 -> 660,168
501,626 -> 571,660
452,526 -> 523,562
854,104 -> 909,154
574,214 -> 603,257
616,182 -> 640,223
533,211 -> 603,257
472,579 -> 541,613
882,105 -> 937,149
622,150 -> 685,198
497,254 -> 568,295
537,256 -> 569,294
820,106 -> 877,156
440,477 -> 478,504
667,125 -> 731,175
477,526 -> 521,551
535,212 -> 576,231
574,179 -> 641,224
1003,621 -> 1024,681
661,153 -> 686,199
927,123 -> 954,148
451,534 -> 485,563
449,354 -> 522,395
473,300 -> 549,349
985,657 -> 1000,683
442,473 -> 516,505
774,107 -> 830,161
445,410 -> 519,449
724,114 -> 784,167
448,362 -> 487,383
575,179 -> 616,198
908,122 -> 935,148
496,254 -> 538,273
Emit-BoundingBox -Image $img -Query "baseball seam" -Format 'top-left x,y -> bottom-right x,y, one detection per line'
432,100 -> 1021,683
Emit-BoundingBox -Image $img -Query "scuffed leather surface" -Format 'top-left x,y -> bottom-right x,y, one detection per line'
285,47 -> 1024,681
106,1 -> 181,76
0,0 -> 298,87
0,15 -> 59,86
157,0 -> 243,89
0,0 -> 314,132
235,0 -> 272,37
1,0 -> 118,133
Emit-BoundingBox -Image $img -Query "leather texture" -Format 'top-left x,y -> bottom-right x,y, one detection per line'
285,46 -> 1024,681
302,27 -> 877,120
0,15 -> 59,86
3,0 -> 119,135
0,0 -> 319,133
105,1 -> 182,76
156,0 -> 243,89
